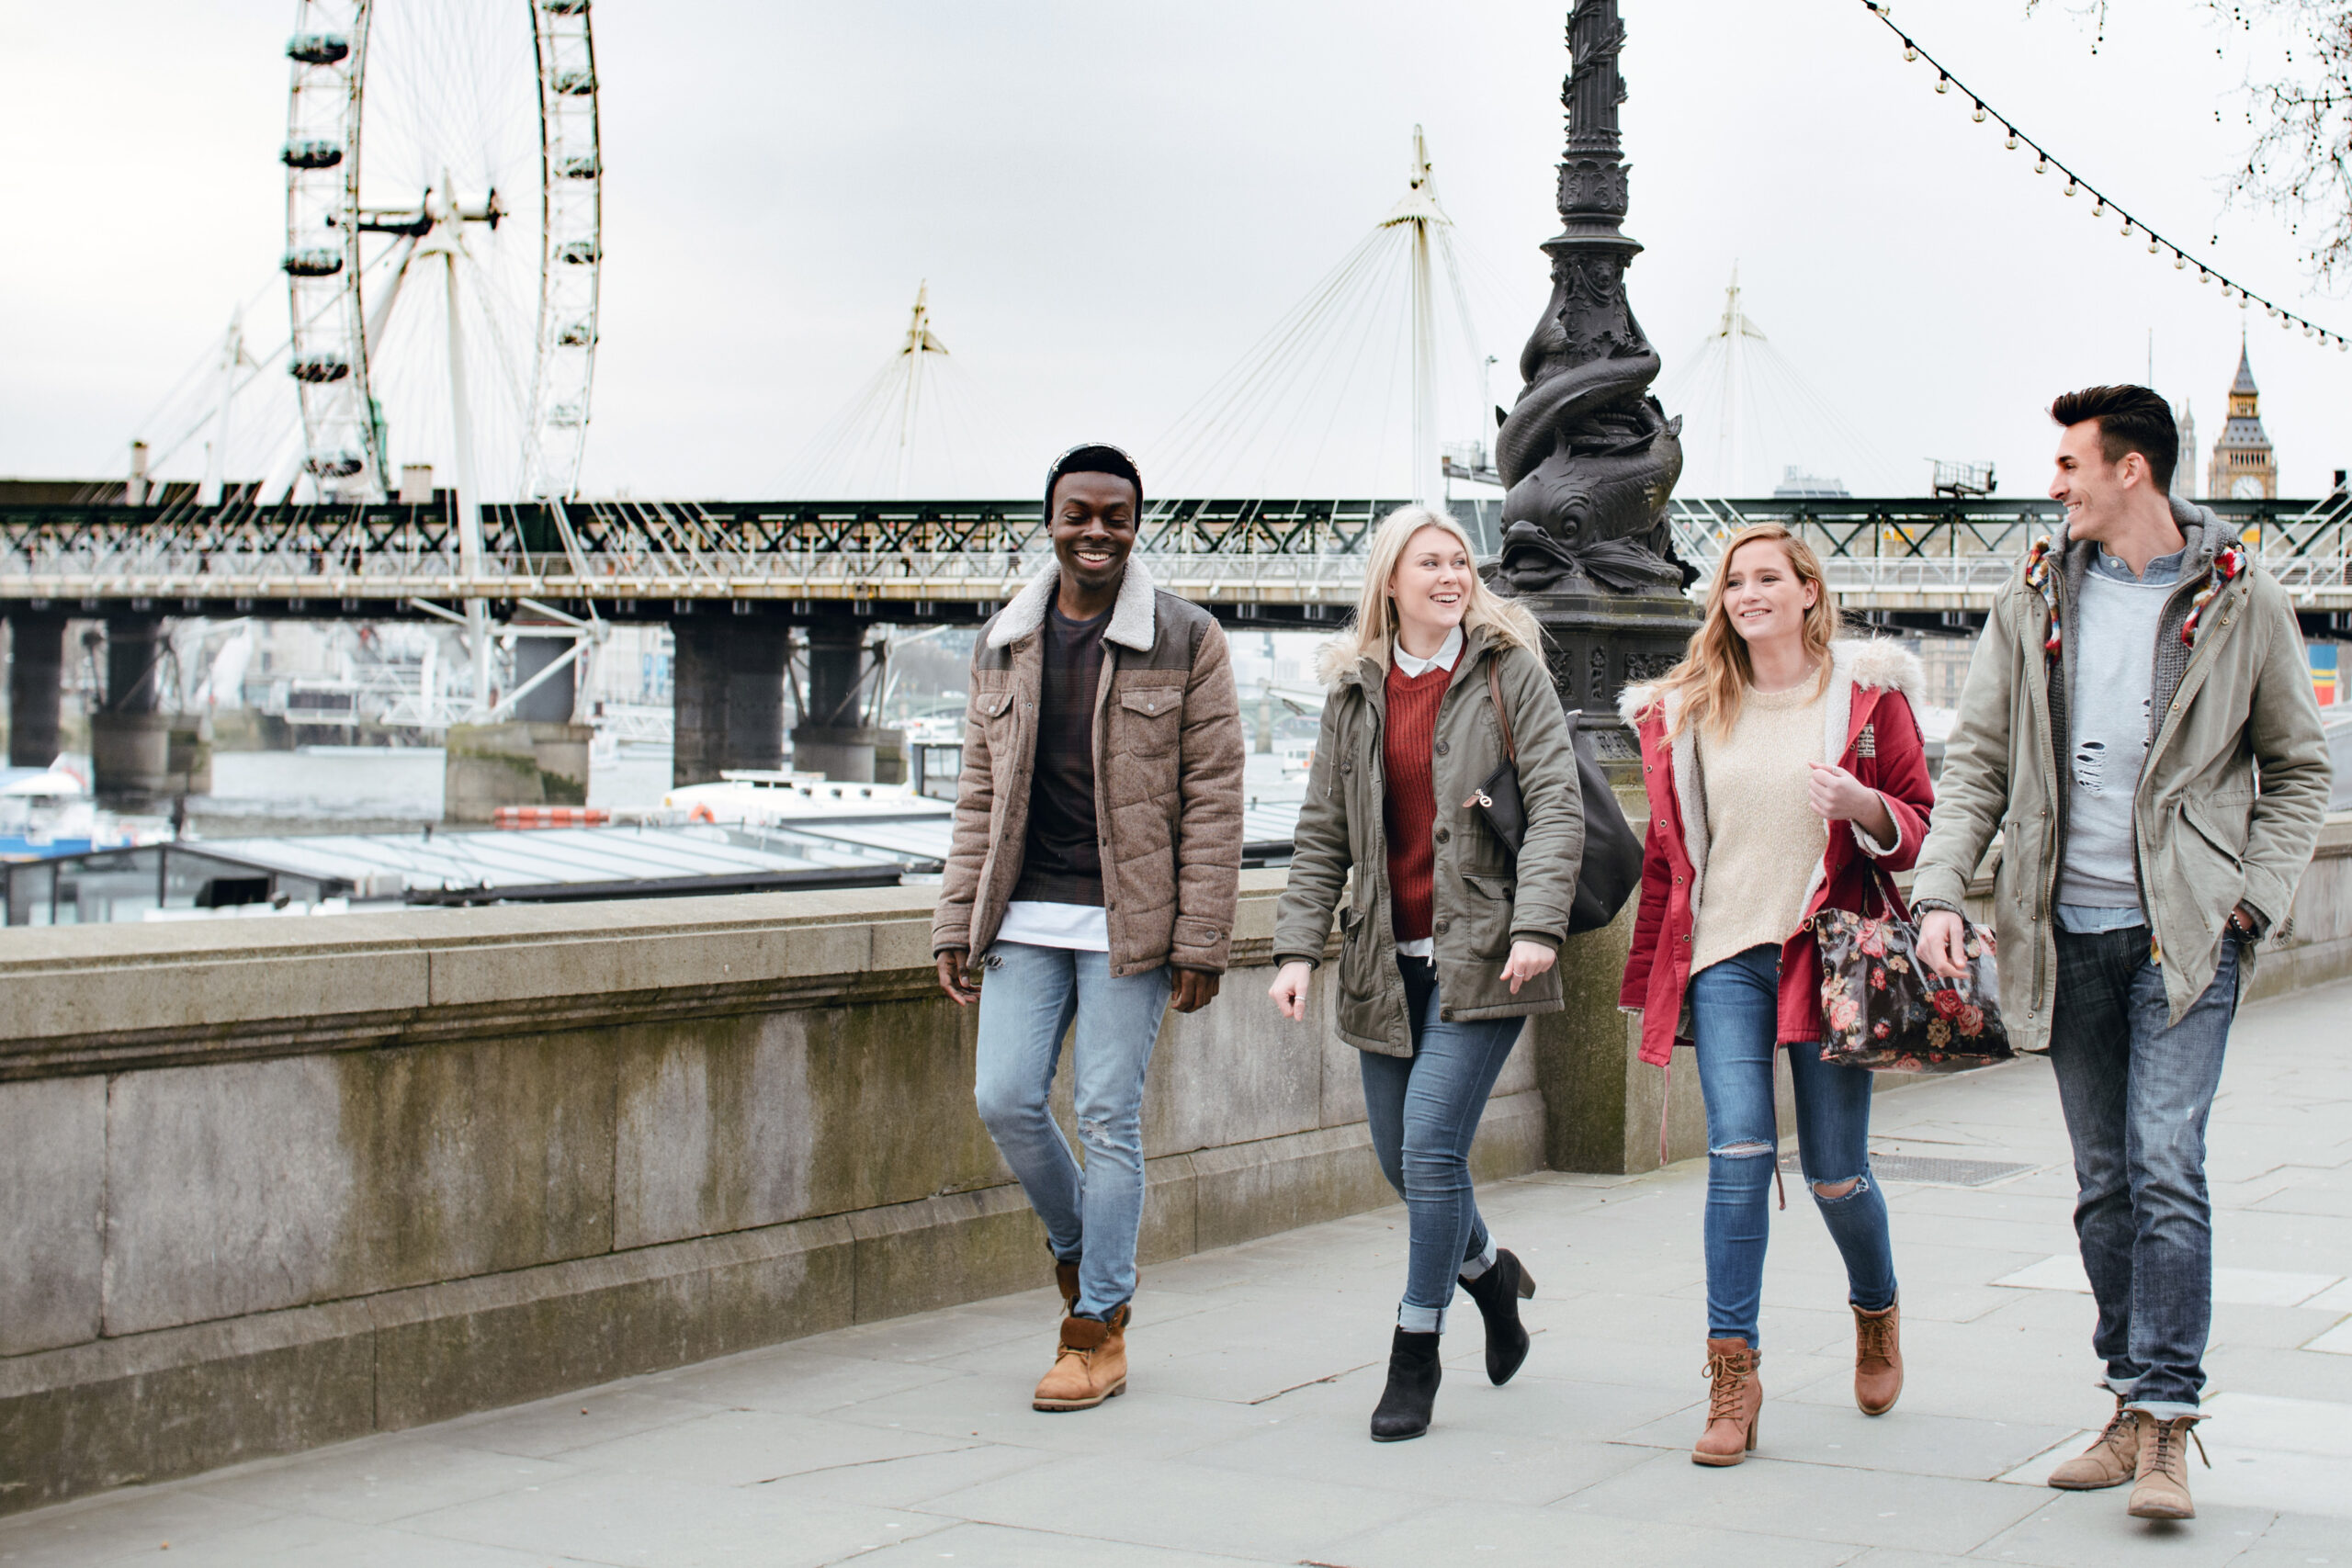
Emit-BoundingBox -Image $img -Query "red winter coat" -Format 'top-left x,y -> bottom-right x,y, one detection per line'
1617,640 -> 1938,1067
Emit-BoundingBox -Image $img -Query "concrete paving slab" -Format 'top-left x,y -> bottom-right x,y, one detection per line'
1180,1409 -> 1653,1506
1969,1491 -> 2288,1567
400,1471 -> 950,1567
547,1406 -> 973,1488
824,1521 -> 1269,1567
919,1451 -> 1435,1560
1560,1446 -> 2053,1553
188,1436 -> 575,1525
1320,1496 -> 1860,1568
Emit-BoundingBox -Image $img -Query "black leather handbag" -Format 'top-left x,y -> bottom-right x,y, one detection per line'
1464,662 -> 1642,936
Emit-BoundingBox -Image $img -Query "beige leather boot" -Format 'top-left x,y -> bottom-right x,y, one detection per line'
1852,1298 -> 1903,1416
1032,1305 -> 1129,1412
2127,1414 -> 2207,1520
1691,1338 -> 1762,1466
2047,1395 -> 2137,1490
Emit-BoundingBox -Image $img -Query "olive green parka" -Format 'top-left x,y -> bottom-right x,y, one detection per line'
1272,624 -> 1586,1056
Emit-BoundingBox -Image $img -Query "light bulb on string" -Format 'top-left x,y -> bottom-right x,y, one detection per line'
1904,44 -> 1917,62
2005,130 -> 2019,149
1935,74 -> 1950,94
1973,103 -> 1987,123
2149,238 -> 2160,254
2064,178 -> 2077,197
2034,155 -> 2048,174
2094,197 -> 2106,215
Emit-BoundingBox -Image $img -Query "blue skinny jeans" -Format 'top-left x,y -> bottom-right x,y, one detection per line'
971,941 -> 1171,1319
1689,943 -> 1897,1348
1358,955 -> 1523,1334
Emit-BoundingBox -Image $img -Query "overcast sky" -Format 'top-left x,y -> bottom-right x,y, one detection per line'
3,0 -> 2345,503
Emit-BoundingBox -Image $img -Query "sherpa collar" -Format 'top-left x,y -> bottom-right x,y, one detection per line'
987,554 -> 1160,653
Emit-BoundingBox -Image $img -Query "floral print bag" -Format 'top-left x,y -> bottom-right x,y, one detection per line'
1811,869 -> 2012,1074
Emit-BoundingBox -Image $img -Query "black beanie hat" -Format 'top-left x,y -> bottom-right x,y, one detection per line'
1045,443 -> 1143,515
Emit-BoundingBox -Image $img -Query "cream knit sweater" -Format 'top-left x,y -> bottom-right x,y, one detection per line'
1690,680 -> 1830,974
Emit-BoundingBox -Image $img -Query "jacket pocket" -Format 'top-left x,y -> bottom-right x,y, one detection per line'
1459,873 -> 1517,960
1116,685 -> 1183,760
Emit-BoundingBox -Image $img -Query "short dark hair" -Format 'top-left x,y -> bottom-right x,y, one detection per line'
2049,384 -> 2178,491
1045,443 -> 1143,515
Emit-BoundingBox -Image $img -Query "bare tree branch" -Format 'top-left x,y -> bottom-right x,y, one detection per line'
2215,2 -> 2352,285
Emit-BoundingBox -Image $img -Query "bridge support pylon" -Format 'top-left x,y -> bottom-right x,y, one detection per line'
92,615 -> 171,807
790,623 -> 897,784
6,612 -> 65,769
671,618 -> 787,788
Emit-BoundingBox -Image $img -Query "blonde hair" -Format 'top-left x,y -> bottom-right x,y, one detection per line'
1331,505 -> 1542,666
1648,523 -> 1838,741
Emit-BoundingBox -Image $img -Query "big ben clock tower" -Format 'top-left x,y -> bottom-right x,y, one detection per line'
2206,338 -> 2278,500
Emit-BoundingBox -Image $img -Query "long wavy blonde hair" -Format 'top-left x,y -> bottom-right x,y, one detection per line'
1328,505 -> 1542,668
1649,523 -> 1838,741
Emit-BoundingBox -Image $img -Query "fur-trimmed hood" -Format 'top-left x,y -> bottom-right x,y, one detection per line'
1615,637 -> 1925,730
987,555 -> 1161,653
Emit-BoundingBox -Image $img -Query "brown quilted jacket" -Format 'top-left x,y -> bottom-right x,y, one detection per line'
932,558 -> 1245,977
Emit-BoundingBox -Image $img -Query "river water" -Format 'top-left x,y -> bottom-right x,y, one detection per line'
192,747 -> 1307,835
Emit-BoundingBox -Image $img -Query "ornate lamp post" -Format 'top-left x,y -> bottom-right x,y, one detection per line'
1491,0 -> 1700,764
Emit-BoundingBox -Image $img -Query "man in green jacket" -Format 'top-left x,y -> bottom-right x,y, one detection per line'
1915,385 -> 2329,1523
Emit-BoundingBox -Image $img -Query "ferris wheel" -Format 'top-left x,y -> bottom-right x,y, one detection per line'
281,0 -> 602,510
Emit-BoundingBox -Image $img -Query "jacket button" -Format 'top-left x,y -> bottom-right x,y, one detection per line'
1435,740 -> 1450,756
1673,874 -> 1682,885
1435,827 -> 1451,843
1434,919 -> 1449,934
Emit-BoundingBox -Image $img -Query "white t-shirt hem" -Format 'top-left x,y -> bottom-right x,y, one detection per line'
995,900 -> 1111,953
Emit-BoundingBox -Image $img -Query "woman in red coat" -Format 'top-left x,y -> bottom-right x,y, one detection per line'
1617,524 -> 1937,1467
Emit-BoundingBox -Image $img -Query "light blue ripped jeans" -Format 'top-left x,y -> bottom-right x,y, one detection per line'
1689,943 -> 1897,1348
972,941 -> 1170,1319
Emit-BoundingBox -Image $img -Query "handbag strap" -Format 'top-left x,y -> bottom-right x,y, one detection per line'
1487,658 -> 1518,764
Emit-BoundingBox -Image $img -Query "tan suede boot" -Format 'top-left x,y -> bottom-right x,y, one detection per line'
1691,1338 -> 1762,1466
2127,1414 -> 2208,1520
2047,1394 -> 2137,1490
1852,1298 -> 1903,1416
1032,1305 -> 1129,1413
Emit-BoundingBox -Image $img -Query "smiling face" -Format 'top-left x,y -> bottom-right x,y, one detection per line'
2049,417 -> 2143,546
1719,536 -> 1817,651
1387,525 -> 1472,648
1047,470 -> 1138,597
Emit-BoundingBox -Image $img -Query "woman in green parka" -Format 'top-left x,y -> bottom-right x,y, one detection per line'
1269,504 -> 1586,1442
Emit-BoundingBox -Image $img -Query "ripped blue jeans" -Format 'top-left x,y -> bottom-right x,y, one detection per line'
973,941 -> 1170,1319
1690,943 -> 1897,1348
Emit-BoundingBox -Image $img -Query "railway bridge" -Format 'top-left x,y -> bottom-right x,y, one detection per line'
5,488 -> 2346,796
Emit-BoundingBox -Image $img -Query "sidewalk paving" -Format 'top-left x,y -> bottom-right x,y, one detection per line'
8,978 -> 2350,1567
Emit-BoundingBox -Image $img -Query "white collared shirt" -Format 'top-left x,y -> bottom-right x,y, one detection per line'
1391,624 -> 1464,959
1393,624 -> 1463,680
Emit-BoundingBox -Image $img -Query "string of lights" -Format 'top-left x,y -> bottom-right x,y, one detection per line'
1857,0 -> 2348,353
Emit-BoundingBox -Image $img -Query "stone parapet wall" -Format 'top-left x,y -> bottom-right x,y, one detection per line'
0,874 -> 1540,1514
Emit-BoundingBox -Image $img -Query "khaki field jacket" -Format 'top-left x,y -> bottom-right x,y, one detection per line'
932,558 -> 1245,978
1910,501 -> 2330,1052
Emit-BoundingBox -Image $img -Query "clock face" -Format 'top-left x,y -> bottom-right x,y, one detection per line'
2232,474 -> 2268,501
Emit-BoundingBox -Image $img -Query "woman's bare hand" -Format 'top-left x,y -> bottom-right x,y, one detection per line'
1269,960 -> 1315,1021
1500,940 -> 1556,995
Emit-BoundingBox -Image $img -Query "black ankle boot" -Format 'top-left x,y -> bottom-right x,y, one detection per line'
1459,1248 -> 1537,1386
1369,1328 -> 1442,1441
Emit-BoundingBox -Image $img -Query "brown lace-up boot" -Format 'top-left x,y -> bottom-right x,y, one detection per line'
1032,1304 -> 1129,1412
1691,1338 -> 1762,1466
1852,1297 -> 1903,1416
2127,1414 -> 2208,1520
2047,1394 -> 2137,1490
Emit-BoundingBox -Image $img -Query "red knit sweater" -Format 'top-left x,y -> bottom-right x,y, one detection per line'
1382,660 -> 1450,942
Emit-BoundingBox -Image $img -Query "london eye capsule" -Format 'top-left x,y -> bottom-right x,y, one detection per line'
540,0 -> 591,14
554,69 -> 596,96
558,321 -> 596,347
556,239 -> 601,265
282,248 -> 345,277
287,32 -> 350,65
556,154 -> 601,180
289,353 -> 352,384
305,451 -> 365,479
282,140 -> 345,170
